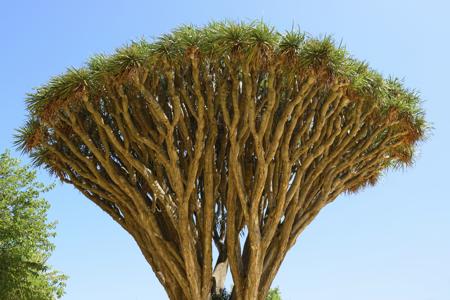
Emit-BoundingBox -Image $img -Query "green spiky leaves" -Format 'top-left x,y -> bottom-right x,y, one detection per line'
17,20 -> 427,168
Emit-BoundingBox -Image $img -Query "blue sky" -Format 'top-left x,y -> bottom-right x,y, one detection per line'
1,0 -> 449,299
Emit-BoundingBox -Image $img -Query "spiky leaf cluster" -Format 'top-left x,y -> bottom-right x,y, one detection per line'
18,22 -> 425,166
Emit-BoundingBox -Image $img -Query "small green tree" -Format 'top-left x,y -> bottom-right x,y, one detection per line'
266,288 -> 282,300
0,151 -> 66,300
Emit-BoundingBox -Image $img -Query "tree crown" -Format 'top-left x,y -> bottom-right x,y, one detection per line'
17,21 -> 426,173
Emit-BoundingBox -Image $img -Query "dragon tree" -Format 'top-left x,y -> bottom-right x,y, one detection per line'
16,21 -> 426,300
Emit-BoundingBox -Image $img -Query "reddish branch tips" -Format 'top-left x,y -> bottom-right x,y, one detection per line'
17,21 -> 426,300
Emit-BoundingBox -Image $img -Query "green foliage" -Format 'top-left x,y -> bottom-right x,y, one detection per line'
16,21 -> 428,169
212,287 -> 282,299
266,287 -> 282,300
0,151 -> 66,299
212,288 -> 231,300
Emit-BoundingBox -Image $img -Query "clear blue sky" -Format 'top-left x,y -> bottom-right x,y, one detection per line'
1,0 -> 449,299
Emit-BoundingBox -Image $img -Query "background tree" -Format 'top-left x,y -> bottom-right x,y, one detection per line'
16,21 -> 426,300
213,287 -> 281,300
0,151 -> 66,300
266,288 -> 282,300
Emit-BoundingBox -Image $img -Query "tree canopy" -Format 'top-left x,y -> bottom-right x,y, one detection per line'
0,151 -> 66,300
16,21 -> 426,300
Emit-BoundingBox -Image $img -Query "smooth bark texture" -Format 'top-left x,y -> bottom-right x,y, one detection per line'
18,22 -> 426,300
